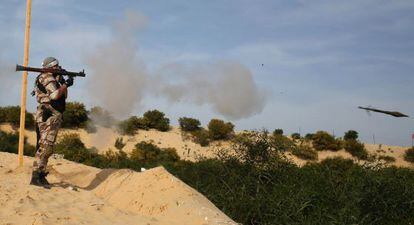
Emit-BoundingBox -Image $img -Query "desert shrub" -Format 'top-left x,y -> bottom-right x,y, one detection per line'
232,131 -> 289,167
61,102 -> 88,128
118,116 -> 140,135
344,130 -> 359,140
208,119 -> 234,140
292,145 -> 318,160
159,147 -> 180,162
168,152 -> 414,225
179,117 -> 201,132
114,137 -> 126,150
312,131 -> 342,151
0,106 -> 35,129
305,133 -> 314,140
135,117 -> 151,130
54,133 -> 93,163
404,147 -> 414,163
89,106 -> 116,128
143,110 -> 170,131
130,141 -> 179,165
103,149 -> 135,169
270,133 -> 296,152
291,133 -> 301,140
273,129 -> 284,136
344,139 -> 368,160
191,128 -> 210,146
0,130 -> 36,156
378,155 -> 396,163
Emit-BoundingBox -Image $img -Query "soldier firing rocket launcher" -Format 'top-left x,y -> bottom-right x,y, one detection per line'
16,64 -> 86,78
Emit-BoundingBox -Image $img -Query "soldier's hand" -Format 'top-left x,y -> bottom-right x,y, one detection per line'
57,75 -> 65,85
65,77 -> 74,87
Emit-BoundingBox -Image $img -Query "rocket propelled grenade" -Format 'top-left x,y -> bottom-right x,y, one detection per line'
16,64 -> 86,78
358,106 -> 409,118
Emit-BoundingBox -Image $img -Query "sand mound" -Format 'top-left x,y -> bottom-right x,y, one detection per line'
0,152 -> 237,225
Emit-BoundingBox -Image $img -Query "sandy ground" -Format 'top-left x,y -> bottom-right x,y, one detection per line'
1,123 -> 412,168
0,152 -> 237,225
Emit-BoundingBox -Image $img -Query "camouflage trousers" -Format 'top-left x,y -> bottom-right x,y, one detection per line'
33,104 -> 63,172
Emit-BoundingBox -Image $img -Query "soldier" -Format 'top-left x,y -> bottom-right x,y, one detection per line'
30,57 -> 73,188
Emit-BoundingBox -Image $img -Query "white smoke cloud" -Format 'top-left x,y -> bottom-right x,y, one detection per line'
85,11 -> 148,118
86,11 -> 267,120
155,61 -> 267,120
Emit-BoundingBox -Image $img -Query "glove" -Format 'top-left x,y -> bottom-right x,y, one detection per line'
57,75 -> 65,85
65,77 -> 74,87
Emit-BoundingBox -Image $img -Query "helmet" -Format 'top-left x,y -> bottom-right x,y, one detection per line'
42,57 -> 59,68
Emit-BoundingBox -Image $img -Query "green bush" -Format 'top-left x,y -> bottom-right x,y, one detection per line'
292,145 -> 318,161
312,131 -> 342,151
103,149 -> 135,169
191,128 -> 210,146
273,129 -> 284,136
0,130 -> 36,156
378,155 -> 396,163
135,117 -> 151,130
305,133 -> 314,140
118,116 -> 140,135
291,133 -> 301,140
61,102 -> 89,128
130,141 -> 179,165
232,131 -> 289,167
179,117 -> 201,132
0,106 -> 35,129
404,147 -> 414,163
143,110 -> 170,131
168,153 -> 414,225
344,130 -> 359,140
270,133 -> 296,152
344,139 -> 368,160
208,119 -> 234,140
55,133 -> 92,163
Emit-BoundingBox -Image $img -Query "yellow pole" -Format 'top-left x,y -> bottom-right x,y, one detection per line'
18,0 -> 33,166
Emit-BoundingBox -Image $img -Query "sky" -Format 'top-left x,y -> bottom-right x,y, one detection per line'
0,0 -> 413,146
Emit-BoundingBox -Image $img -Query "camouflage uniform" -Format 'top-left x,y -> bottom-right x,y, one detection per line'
33,72 -> 64,172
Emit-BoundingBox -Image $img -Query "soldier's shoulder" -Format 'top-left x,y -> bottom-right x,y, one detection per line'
38,72 -> 56,84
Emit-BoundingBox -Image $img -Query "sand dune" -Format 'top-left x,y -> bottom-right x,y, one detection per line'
0,152 -> 237,225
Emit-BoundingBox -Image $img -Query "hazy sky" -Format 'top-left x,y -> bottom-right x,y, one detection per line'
1,0 -> 413,146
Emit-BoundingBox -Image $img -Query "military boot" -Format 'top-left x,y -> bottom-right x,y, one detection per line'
39,171 -> 50,186
30,170 -> 51,189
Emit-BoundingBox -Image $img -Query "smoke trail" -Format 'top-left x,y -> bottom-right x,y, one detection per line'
86,11 -> 267,120
156,61 -> 267,120
0,61 -> 20,104
85,11 -> 148,118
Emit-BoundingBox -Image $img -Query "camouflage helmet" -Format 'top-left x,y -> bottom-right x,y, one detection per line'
42,57 -> 59,68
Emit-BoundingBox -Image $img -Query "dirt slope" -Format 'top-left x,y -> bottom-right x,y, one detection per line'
0,152 -> 237,225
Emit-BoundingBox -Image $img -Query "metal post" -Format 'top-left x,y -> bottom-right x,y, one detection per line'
372,134 -> 376,145
18,0 -> 32,166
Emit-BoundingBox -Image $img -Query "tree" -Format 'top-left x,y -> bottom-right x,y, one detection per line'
344,130 -> 359,140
